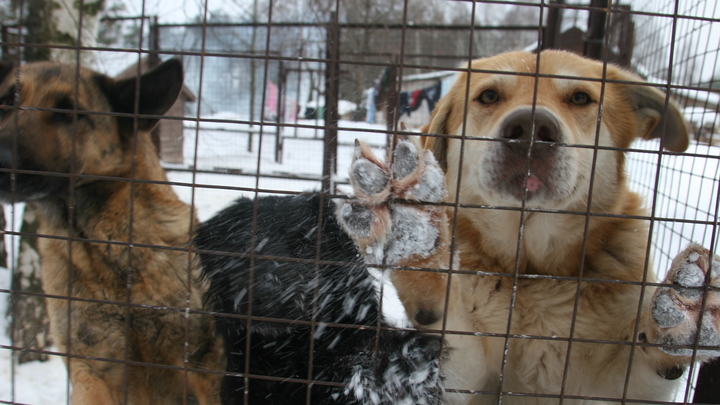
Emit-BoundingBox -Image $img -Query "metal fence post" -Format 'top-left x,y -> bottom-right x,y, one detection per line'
275,61 -> 285,163
385,60 -> 398,148
323,11 -> 340,193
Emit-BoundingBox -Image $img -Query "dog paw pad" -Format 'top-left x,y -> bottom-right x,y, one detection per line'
650,243 -> 720,358
339,203 -> 375,238
353,160 -> 389,196
392,140 -> 419,180
652,292 -> 686,328
338,138 -> 446,266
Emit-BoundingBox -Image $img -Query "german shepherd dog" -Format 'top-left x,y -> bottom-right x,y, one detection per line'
0,59 -> 222,404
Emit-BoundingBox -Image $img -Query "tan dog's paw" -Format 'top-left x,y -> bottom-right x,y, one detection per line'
337,138 -> 446,267
651,243 -> 720,358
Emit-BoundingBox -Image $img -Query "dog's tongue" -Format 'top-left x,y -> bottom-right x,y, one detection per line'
526,174 -> 543,192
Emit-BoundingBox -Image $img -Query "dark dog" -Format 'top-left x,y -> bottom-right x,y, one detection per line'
195,141 -> 447,404
0,59 -> 222,404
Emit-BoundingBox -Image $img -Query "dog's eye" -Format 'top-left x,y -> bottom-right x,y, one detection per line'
0,95 -> 13,120
54,111 -> 88,125
478,90 -> 499,105
54,112 -> 75,124
570,91 -> 591,106
0,95 -> 13,109
53,97 -> 87,124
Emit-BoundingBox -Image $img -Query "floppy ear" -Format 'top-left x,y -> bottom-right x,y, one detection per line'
625,82 -> 690,153
423,96 -> 452,172
0,61 -> 14,84
101,58 -> 184,132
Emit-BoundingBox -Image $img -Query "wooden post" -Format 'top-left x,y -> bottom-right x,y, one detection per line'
584,0 -> 608,61
323,11 -> 340,193
542,0 -> 564,50
149,16 -> 160,67
613,5 -> 635,68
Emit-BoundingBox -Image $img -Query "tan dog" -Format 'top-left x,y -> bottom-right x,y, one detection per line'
0,60 -> 222,404
339,50 -> 719,405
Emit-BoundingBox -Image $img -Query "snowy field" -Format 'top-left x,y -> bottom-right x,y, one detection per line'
1,120 -> 719,403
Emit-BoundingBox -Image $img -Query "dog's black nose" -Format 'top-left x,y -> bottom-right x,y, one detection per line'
501,109 -> 560,155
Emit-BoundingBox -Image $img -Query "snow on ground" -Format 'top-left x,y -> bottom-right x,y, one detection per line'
172,119 -> 393,221
1,119 -> 719,403
627,140 -> 720,278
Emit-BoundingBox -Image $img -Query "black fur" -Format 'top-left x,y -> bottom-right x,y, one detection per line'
196,194 -> 444,405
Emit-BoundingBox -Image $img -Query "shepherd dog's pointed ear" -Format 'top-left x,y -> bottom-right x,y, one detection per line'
0,61 -> 15,84
99,58 -> 184,132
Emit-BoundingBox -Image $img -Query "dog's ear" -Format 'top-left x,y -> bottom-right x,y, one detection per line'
101,58 -> 184,132
0,61 -> 15,84
615,69 -> 690,152
423,97 -> 452,172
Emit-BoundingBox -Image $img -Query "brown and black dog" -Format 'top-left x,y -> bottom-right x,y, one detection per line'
338,50 -> 720,405
0,59 -> 222,404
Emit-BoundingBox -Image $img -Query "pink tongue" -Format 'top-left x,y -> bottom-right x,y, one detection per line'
526,175 -> 542,192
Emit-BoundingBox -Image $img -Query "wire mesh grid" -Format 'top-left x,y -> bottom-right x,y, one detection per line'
0,0 -> 718,404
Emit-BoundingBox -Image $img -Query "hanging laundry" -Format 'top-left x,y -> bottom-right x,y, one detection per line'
399,91 -> 411,116
423,81 -> 442,112
408,89 -> 424,112
399,81 -> 442,117
266,81 -> 279,118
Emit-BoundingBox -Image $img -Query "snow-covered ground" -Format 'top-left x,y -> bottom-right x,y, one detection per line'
1,120 -> 719,404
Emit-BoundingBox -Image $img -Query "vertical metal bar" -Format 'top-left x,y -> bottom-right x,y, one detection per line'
691,0 -> 720,395
322,11 -> 340,194
275,61 -> 284,163
246,2 -> 275,402
293,45 -> 304,139
385,61 -> 397,148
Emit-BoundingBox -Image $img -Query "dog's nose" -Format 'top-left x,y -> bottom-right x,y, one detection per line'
501,109 -> 560,155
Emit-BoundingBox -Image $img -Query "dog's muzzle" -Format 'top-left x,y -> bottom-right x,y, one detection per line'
482,108 -> 570,202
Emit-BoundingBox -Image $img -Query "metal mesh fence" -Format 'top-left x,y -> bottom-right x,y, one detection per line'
0,0 -> 719,404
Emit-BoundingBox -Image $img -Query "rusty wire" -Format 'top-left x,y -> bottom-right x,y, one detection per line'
0,0 -> 719,404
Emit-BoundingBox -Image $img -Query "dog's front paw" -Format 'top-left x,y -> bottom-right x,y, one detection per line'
650,243 -> 720,358
337,137 -> 446,267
